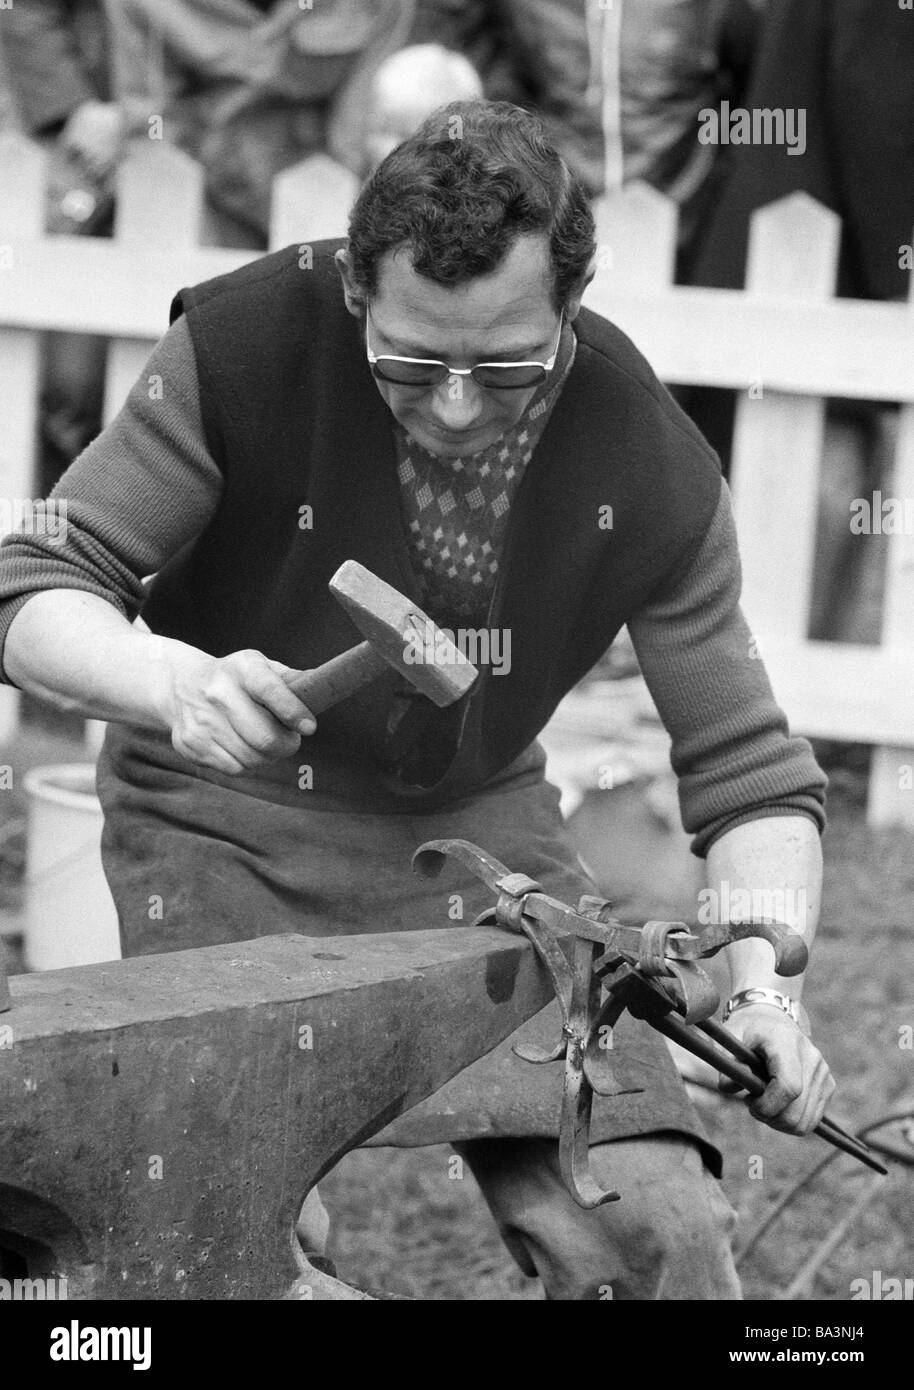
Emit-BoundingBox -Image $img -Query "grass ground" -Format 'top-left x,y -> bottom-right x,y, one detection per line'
2,724 -> 912,1301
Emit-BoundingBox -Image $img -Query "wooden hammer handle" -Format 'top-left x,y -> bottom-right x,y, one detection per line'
282,640 -> 391,714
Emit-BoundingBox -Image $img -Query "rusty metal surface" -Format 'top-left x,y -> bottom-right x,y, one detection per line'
0,926 -> 550,1299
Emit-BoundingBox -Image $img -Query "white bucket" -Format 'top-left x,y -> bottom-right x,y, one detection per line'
22,764 -> 121,970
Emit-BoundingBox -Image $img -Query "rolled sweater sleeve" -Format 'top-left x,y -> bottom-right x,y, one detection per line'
0,314 -> 222,683
628,479 -> 827,857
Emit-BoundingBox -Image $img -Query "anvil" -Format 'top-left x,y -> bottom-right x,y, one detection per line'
0,926 -> 549,1299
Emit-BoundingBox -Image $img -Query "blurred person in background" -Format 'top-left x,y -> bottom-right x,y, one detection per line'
0,0 -> 121,187
104,0 -> 416,249
619,0 -> 767,275
342,42 -> 483,177
409,0 -> 605,195
0,0 -> 122,491
681,0 -> 914,642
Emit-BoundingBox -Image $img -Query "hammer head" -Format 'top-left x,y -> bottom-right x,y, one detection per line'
329,560 -> 478,707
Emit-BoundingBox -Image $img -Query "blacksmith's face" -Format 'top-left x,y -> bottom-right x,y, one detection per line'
339,234 -> 562,459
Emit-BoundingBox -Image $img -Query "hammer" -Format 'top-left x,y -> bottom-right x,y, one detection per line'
282,560 -> 478,714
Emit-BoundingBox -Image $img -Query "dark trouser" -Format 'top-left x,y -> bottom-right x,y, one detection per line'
454,1136 -> 740,1300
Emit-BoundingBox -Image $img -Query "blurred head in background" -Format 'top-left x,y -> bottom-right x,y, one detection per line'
363,43 -> 484,174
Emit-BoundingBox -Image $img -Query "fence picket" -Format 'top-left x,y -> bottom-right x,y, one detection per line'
105,142 -> 209,424
868,271 -> 914,827
115,140 -> 205,250
730,193 -> 841,645
592,180 -> 677,290
269,154 -> 358,250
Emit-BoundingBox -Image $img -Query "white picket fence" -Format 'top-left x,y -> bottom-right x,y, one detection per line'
1,135 -> 913,825
589,183 -> 914,828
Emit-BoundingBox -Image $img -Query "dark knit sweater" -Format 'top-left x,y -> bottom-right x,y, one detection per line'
0,243 -> 826,852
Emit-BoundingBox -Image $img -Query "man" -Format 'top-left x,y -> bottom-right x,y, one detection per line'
0,101 -> 834,1300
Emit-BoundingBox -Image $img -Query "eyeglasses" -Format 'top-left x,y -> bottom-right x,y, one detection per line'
365,307 -> 564,390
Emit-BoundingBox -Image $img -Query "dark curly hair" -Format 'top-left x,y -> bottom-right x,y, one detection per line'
346,100 -> 596,311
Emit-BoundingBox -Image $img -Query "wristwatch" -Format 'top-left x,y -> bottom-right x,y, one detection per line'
722,987 -> 810,1034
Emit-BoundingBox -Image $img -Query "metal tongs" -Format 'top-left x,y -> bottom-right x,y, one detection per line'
413,839 -> 887,1209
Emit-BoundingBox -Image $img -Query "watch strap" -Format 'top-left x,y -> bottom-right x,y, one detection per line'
723,987 -> 809,1033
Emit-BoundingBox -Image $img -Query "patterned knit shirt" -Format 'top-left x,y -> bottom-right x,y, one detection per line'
393,335 -> 577,627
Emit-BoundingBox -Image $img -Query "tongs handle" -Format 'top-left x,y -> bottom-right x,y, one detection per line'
649,1007 -> 887,1175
